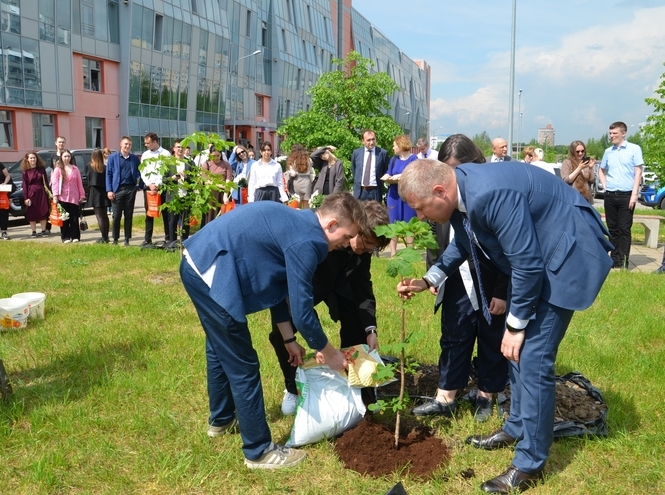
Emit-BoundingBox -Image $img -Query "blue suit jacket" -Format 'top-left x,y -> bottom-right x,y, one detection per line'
105,152 -> 141,193
351,146 -> 389,198
433,163 -> 612,320
183,202 -> 330,351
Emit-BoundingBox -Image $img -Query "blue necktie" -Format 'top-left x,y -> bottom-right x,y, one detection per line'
462,216 -> 492,325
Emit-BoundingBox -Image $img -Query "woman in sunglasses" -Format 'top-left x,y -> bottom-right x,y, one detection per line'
561,140 -> 595,203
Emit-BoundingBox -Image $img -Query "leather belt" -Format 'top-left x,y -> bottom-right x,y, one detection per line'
605,190 -> 631,195
361,186 -> 377,190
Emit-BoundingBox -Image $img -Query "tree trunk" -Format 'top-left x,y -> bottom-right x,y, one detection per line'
0,359 -> 12,401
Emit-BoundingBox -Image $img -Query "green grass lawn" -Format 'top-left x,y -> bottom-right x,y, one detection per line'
1,241 -> 664,494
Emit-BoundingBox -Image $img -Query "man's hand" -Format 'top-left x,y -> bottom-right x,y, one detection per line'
366,333 -> 378,352
629,193 -> 638,210
107,191 -> 115,201
489,298 -> 506,315
285,342 -> 306,367
501,329 -> 525,362
397,278 -> 431,300
315,342 -> 347,371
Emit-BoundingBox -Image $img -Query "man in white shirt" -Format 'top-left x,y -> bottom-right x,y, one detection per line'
416,138 -> 437,159
485,138 -> 512,163
141,132 -> 172,248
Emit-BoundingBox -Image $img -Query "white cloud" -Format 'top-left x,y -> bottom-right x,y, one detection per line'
430,84 -> 509,128
513,6 -> 665,81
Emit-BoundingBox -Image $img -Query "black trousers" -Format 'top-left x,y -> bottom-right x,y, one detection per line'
59,201 -> 81,241
144,190 -> 170,242
269,293 -> 367,396
604,191 -> 633,267
0,208 -> 8,231
111,185 -> 137,242
438,269 -> 508,393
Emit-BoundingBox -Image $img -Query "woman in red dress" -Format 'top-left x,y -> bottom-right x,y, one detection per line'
20,152 -> 50,237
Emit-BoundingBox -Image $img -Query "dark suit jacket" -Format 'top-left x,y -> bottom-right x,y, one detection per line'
105,152 -> 141,193
183,202 -> 330,351
351,146 -> 389,198
433,163 -> 612,320
313,248 -> 376,329
485,155 -> 512,163
311,152 -> 346,194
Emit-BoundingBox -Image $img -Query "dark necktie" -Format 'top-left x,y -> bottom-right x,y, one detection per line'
462,215 -> 492,324
362,150 -> 372,186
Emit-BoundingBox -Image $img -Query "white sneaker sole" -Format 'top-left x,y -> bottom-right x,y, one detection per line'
244,449 -> 306,469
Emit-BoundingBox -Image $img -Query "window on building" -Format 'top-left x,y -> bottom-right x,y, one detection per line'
285,0 -> 292,23
256,95 -> 263,116
261,21 -> 267,47
306,5 -> 312,31
0,111 -> 13,148
281,29 -> 287,52
32,113 -> 55,148
85,117 -> 103,148
154,14 -> 163,51
39,0 -> 56,42
285,99 -> 291,118
83,58 -> 101,91
80,0 -> 94,37
1,0 -> 21,34
302,40 -> 307,62
246,10 -> 251,37
191,0 -> 197,14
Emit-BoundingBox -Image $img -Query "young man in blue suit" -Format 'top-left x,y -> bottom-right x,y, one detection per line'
180,192 -> 366,470
397,159 -> 612,493
105,136 -> 141,246
351,129 -> 390,202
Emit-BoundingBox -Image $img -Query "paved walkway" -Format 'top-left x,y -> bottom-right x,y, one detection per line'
5,202 -> 665,273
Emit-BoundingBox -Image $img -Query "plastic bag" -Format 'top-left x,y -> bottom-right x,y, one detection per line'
285,359 -> 366,448
146,191 -> 161,218
49,201 -> 64,227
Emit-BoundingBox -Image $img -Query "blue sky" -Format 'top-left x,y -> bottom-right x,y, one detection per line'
353,0 -> 665,145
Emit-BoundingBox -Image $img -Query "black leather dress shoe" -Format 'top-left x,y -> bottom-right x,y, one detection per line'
411,399 -> 456,417
465,429 -> 516,450
480,465 -> 542,493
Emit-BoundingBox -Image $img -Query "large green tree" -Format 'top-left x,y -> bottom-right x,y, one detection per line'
277,51 -> 401,171
640,63 -> 665,181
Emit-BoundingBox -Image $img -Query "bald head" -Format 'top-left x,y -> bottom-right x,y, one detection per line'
492,138 -> 508,158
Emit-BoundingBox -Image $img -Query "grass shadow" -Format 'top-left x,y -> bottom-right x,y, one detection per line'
0,337 -> 160,423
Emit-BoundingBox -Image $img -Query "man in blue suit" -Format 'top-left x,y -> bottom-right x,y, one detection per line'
105,136 -> 141,246
397,159 -> 612,493
180,193 -> 366,470
351,129 -> 389,202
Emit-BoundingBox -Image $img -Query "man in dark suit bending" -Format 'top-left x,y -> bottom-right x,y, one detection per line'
180,193 -> 366,470
397,159 -> 612,493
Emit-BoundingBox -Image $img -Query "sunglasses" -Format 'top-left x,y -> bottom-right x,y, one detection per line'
575,150 -> 586,154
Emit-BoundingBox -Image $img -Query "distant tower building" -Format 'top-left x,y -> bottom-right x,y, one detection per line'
538,124 -> 555,146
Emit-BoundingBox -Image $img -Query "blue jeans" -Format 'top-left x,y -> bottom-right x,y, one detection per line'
179,260 -> 272,460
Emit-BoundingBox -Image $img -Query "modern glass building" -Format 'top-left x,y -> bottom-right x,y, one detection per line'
0,0 -> 430,161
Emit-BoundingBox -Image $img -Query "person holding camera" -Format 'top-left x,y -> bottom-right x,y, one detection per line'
561,140 -> 596,204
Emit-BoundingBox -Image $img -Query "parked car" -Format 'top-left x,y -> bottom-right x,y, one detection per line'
638,182 -> 665,209
7,149 -> 98,217
593,161 -> 604,199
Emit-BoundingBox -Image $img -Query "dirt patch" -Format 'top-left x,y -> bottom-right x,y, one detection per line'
333,414 -> 450,479
377,363 -> 607,426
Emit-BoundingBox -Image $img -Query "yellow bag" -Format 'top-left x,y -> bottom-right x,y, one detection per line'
344,345 -> 383,387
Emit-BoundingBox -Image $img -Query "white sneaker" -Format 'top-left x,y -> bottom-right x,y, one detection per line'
244,443 -> 306,469
281,390 -> 298,415
207,418 -> 238,437
72,239 -> 80,243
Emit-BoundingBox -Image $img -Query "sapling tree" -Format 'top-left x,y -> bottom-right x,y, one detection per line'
139,132 -> 236,252
370,217 -> 438,448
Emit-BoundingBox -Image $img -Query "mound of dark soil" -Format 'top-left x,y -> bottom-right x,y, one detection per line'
333,414 -> 449,479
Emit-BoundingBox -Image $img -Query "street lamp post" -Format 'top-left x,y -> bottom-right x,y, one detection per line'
231,49 -> 261,144
507,0 -> 517,155
517,89 -> 522,157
